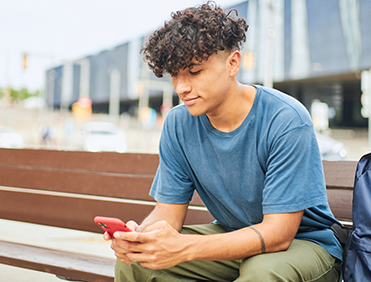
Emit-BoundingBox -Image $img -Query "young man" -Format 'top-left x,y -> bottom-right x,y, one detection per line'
106,2 -> 343,281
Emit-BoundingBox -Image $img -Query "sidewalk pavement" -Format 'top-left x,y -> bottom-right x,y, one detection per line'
0,219 -> 115,282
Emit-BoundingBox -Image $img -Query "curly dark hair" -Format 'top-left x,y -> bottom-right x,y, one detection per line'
140,1 -> 249,78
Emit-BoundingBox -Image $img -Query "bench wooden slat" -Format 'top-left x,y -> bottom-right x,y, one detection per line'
327,188 -> 353,222
322,160 -> 357,189
0,166 -> 155,201
0,167 -> 205,206
0,187 -> 215,233
0,149 -> 159,175
0,240 -> 114,282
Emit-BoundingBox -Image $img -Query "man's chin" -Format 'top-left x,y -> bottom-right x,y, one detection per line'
186,107 -> 204,117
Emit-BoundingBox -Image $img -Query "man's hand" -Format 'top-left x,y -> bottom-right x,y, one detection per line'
106,202 -> 189,267
104,220 -> 140,264
111,220 -> 189,269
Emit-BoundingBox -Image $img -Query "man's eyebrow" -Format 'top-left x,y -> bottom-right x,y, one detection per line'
188,62 -> 203,69
182,62 -> 202,71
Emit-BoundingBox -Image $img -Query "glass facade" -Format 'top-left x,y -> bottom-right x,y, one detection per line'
45,0 -> 371,128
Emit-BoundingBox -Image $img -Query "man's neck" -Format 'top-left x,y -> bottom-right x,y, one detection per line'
206,84 -> 256,133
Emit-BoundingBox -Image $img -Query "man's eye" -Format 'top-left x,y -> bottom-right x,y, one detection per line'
190,70 -> 201,75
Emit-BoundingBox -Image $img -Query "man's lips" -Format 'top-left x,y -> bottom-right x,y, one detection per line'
182,97 -> 199,106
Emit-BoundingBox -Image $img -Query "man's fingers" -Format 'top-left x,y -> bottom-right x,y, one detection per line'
103,232 -> 112,241
110,240 -> 136,264
116,253 -> 134,265
113,238 -> 149,255
126,220 -> 139,231
113,229 -> 156,242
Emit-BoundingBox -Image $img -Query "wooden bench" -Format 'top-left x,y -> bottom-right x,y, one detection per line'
0,148 -> 357,281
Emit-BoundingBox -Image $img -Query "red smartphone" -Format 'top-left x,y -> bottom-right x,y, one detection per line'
94,216 -> 132,237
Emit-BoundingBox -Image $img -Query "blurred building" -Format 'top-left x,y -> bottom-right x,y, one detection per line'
45,0 -> 371,129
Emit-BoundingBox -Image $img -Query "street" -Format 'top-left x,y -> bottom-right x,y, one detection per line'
1,106 -> 370,161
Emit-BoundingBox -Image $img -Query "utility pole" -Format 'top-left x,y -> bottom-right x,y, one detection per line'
61,62 -> 74,113
110,69 -> 121,123
77,58 -> 90,98
263,0 -> 275,88
21,53 -> 28,101
361,69 -> 371,149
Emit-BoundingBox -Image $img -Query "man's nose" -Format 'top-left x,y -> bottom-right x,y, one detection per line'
174,75 -> 191,95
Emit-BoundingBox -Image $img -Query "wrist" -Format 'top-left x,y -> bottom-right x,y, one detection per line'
180,234 -> 207,262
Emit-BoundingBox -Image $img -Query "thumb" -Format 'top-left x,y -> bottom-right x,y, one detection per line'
126,220 -> 139,231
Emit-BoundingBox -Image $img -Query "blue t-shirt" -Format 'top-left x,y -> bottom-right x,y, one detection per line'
150,85 -> 343,261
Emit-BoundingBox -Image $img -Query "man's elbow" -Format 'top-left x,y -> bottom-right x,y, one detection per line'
268,236 -> 295,253
275,237 -> 295,252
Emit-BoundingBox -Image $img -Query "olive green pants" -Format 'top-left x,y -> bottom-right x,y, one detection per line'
115,224 -> 340,282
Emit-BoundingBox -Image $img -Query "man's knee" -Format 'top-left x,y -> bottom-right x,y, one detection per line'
115,258 -> 151,282
238,253 -> 293,281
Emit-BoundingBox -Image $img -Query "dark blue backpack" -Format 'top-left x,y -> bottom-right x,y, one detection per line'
343,153 -> 371,281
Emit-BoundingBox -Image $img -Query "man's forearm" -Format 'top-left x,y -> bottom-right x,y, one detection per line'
181,211 -> 304,262
139,202 -> 189,232
181,226 -> 264,262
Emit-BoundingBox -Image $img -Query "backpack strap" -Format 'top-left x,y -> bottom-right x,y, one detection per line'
330,223 -> 352,246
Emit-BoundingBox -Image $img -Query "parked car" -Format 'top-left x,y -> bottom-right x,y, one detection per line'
78,121 -> 127,153
315,132 -> 347,160
0,126 -> 25,149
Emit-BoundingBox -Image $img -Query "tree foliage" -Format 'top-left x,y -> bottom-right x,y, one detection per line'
0,87 -> 40,101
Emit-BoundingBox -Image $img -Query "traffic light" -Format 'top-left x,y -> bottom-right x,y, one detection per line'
22,54 -> 28,70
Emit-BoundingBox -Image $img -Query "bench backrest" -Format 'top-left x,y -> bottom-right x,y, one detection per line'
0,149 -> 212,233
322,160 -> 356,224
0,149 -> 356,233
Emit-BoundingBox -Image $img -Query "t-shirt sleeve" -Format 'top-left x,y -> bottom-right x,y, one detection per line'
149,113 -> 195,204
262,124 -> 328,214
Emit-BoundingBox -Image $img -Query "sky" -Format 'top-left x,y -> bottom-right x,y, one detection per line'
0,0 -> 243,92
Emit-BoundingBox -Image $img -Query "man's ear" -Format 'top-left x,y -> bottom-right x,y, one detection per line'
227,51 -> 241,77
